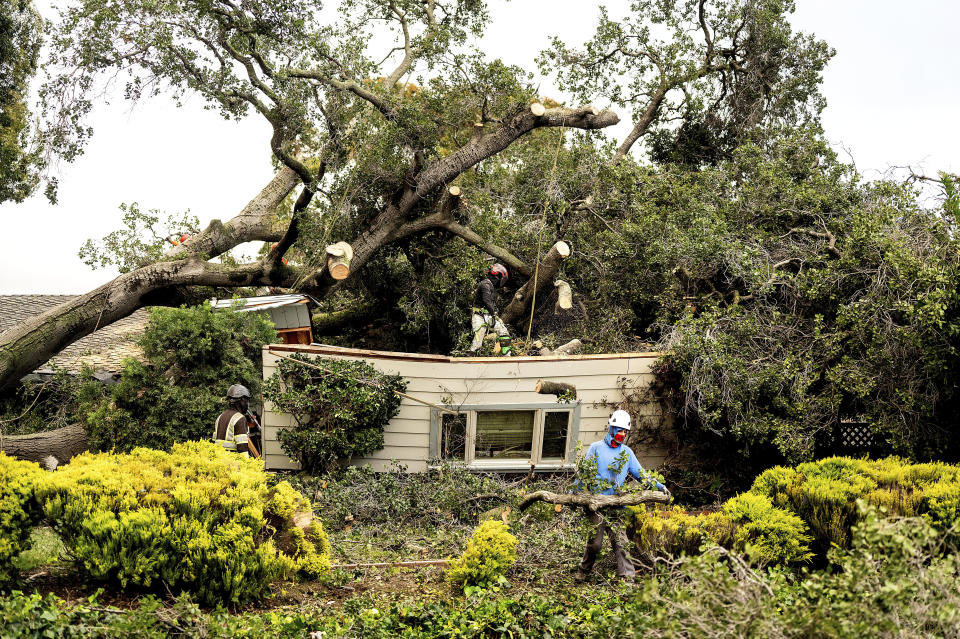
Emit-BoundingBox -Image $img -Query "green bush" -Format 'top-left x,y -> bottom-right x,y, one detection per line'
262,353 -> 406,473
79,303 -> 276,453
599,508 -> 960,639
625,506 -> 736,562
722,492 -> 813,564
3,510 -> 956,639
626,495 -> 812,566
0,454 -> 44,583
748,456 -> 960,551
446,519 -> 518,588
35,441 -> 328,605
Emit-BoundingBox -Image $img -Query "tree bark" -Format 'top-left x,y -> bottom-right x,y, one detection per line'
517,489 -> 669,512
165,167 -> 299,260
0,423 -> 88,467
0,258 -> 284,391
535,379 -> 576,399
500,241 -> 571,325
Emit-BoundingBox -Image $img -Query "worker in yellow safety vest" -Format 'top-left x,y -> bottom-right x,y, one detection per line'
213,384 -> 261,458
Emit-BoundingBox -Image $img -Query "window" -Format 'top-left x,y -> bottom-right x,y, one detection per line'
431,403 -> 580,469
439,412 -> 467,461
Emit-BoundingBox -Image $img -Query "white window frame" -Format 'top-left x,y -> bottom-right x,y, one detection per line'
429,402 -> 581,471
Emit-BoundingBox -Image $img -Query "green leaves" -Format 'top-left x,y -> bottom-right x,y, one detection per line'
0,0 -> 45,202
78,202 -> 200,273
33,441 -> 330,604
263,353 -> 405,473
80,302 -> 276,453
446,519 -> 517,589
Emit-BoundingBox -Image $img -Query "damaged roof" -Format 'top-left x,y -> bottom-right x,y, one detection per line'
0,295 -> 149,375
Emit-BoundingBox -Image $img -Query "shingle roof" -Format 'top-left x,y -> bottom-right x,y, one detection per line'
0,295 -> 149,374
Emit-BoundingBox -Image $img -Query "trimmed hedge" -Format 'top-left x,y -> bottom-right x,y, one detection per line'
35,441 -> 329,604
748,456 -> 960,551
628,456 -> 960,565
0,454 -> 44,582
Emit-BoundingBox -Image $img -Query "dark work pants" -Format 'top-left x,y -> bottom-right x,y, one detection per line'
579,510 -> 636,579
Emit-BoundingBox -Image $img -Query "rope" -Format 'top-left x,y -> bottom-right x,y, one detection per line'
525,116 -> 568,343
267,349 -> 457,414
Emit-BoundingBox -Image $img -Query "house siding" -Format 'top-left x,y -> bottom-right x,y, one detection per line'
262,344 -> 668,472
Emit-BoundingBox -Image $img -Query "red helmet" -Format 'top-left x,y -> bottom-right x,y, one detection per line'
489,263 -> 508,282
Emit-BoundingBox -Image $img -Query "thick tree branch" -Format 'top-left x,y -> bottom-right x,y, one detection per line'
518,489 -> 669,512
0,257 -> 301,391
416,105 -> 619,196
167,167 -> 299,260
612,83 -> 669,163
286,69 -> 397,120
296,106 -> 618,297
501,241 -> 571,325
438,219 -> 531,277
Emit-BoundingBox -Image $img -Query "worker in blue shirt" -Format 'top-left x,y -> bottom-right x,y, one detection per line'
575,409 -> 667,583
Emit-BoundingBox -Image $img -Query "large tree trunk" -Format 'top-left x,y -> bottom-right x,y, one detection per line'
500,241 -> 571,325
0,423 -> 88,467
0,170 -> 299,392
0,258 -> 288,391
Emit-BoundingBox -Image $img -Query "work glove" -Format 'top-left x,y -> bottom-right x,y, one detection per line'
655,481 -> 668,494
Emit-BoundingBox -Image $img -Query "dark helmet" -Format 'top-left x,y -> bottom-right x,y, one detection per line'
226,384 -> 251,400
489,263 -> 508,284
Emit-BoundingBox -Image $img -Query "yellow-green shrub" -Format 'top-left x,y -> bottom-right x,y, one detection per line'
748,456 -> 960,551
35,441 -> 328,604
722,493 -> 813,564
0,454 -> 44,582
446,520 -> 517,588
626,506 -> 736,561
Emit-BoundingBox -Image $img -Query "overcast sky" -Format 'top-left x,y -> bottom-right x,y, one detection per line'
2,0 -> 958,294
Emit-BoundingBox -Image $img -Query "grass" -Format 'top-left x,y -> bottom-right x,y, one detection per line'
11,527 -> 67,573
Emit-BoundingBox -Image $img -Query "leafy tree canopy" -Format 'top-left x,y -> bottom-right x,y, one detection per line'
0,0 -> 44,202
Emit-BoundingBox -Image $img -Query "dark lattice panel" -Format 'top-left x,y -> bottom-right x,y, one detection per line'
816,421 -> 883,457
838,422 -> 874,449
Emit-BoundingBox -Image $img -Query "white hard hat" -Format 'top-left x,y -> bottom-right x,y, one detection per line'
608,409 -> 631,430
226,384 -> 251,399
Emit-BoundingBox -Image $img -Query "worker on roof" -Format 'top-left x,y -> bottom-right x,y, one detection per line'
469,263 -> 513,355
575,409 -> 668,584
214,384 -> 261,458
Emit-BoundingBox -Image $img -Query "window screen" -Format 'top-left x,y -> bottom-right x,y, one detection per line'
541,411 -> 570,459
440,412 -> 467,460
475,410 -> 534,459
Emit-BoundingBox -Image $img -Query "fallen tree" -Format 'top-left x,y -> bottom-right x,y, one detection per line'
2,0 -> 832,391
518,489 -> 670,513
0,423 -> 87,468
0,0 -> 619,392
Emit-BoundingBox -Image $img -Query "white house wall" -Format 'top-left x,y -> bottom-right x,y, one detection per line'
262,344 -> 667,472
